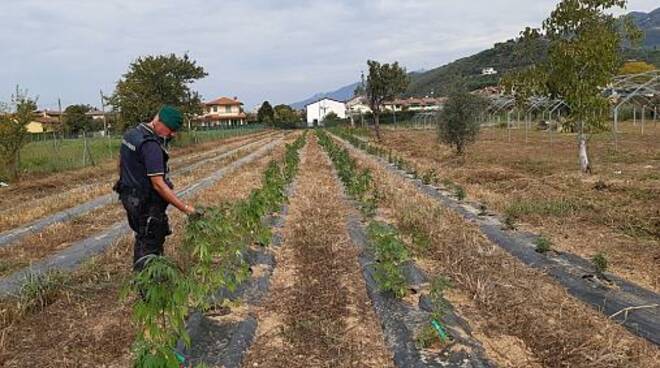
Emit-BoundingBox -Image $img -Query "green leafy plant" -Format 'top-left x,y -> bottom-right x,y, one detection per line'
417,276 -> 453,348
421,169 -> 438,185
453,185 -> 466,201
367,222 -> 409,298
534,236 -> 552,253
592,253 -> 608,274
126,256 -> 192,368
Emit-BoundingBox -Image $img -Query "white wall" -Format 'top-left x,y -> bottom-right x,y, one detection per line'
306,99 -> 346,126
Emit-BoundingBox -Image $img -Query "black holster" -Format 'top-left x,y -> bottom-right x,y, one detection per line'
120,188 -> 171,272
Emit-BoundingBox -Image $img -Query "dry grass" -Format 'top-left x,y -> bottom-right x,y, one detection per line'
0,137 -> 289,367
342,138 -> 660,368
369,123 -> 659,291
0,131 -> 275,232
243,136 -> 393,368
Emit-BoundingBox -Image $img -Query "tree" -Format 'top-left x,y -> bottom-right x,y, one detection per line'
0,87 -> 37,181
272,104 -> 299,129
63,104 -> 99,134
108,53 -> 207,131
618,60 -> 655,75
322,111 -> 339,122
257,101 -> 274,125
542,0 -> 638,174
437,92 -> 486,155
366,60 -> 409,140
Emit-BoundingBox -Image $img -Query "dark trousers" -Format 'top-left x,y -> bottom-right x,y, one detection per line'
120,194 -> 171,271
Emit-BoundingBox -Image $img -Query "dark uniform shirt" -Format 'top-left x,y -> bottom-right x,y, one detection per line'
118,123 -> 172,200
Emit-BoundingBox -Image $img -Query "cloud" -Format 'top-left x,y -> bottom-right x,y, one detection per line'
0,0 -> 657,109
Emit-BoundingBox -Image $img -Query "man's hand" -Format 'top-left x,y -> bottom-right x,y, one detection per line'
150,176 -> 196,216
187,206 -> 205,221
183,204 -> 196,216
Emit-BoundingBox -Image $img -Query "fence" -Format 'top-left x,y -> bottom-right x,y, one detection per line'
1,125 -> 265,181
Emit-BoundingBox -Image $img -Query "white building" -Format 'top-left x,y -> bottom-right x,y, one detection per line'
346,96 -> 372,114
481,67 -> 498,75
305,98 -> 346,127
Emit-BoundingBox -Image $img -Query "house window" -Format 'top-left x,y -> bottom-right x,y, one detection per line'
225,106 -> 231,113
213,106 -> 218,113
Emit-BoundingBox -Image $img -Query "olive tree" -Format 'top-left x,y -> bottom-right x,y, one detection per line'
438,92 -> 487,155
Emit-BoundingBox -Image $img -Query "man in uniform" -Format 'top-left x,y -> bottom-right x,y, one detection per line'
114,105 -> 198,271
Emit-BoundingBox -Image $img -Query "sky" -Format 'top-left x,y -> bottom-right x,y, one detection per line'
0,0 -> 657,111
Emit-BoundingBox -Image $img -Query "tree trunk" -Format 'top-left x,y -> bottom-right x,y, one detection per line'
374,112 -> 381,141
578,132 -> 591,174
10,149 -> 19,182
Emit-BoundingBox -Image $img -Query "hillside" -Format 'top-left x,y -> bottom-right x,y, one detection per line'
405,37 -> 548,97
628,8 -> 660,49
406,7 -> 660,97
290,82 -> 359,110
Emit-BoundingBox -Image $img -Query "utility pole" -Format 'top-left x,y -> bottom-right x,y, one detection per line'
100,89 -> 108,138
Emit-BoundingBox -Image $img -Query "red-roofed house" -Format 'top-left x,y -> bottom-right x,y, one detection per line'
195,96 -> 247,127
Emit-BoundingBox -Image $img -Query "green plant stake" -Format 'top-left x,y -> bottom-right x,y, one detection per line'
431,319 -> 449,342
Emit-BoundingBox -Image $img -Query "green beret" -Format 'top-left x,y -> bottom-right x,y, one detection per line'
158,105 -> 183,131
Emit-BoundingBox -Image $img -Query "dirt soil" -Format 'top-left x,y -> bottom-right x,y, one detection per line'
0,130 -> 274,232
243,136 -> 394,368
367,123 -> 659,292
0,138 -> 290,368
341,137 -> 660,368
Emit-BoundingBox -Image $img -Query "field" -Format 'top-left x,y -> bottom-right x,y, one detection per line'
1,126 -> 263,180
350,122 -> 659,292
0,129 -> 658,367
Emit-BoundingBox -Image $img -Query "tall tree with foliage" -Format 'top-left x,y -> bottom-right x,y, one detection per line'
438,92 -> 487,155
272,104 -> 299,129
257,101 -> 275,125
366,60 -> 409,140
108,53 -> 207,131
0,87 -> 37,181
542,0 -> 639,173
63,104 -> 99,134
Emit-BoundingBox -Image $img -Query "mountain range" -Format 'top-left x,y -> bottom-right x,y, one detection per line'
290,7 -> 660,107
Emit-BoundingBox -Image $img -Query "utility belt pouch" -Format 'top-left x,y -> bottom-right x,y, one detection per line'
112,180 -> 122,194
144,214 -> 171,238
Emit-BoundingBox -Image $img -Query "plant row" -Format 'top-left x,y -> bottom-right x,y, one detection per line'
316,130 -> 409,298
317,130 -> 455,348
329,128 -> 468,199
126,133 -> 307,368
332,128 -> 614,271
